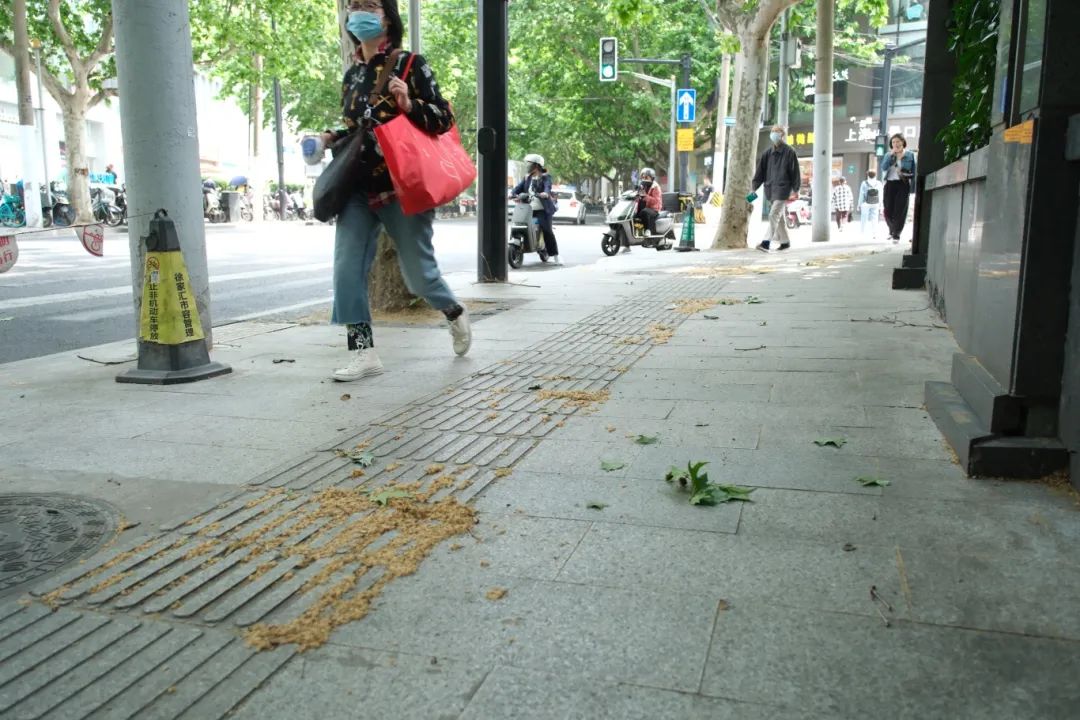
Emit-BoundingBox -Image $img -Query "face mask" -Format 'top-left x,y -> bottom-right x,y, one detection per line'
347,11 -> 384,41
641,180 -> 652,188
770,132 -> 782,145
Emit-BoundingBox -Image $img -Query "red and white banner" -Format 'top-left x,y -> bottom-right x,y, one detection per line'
78,223 -> 105,257
0,234 -> 18,274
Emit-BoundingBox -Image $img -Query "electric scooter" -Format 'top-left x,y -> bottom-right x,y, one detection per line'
508,193 -> 550,268
600,189 -> 676,256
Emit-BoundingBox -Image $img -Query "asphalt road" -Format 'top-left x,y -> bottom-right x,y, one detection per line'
0,213 -> 614,364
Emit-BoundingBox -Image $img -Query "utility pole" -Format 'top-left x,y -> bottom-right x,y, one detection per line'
728,52 -> 744,194
477,0 -> 508,282
13,0 -> 43,227
33,40 -> 49,203
112,0 -> 214,338
712,53 -> 731,191
777,9 -> 791,129
878,39 -> 925,150
680,53 -> 691,192
270,18 -> 288,222
811,0 -> 834,243
409,0 -> 421,52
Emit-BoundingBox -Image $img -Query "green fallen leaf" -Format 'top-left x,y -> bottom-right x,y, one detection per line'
585,501 -> 608,510
336,449 -> 376,467
689,488 -> 719,506
703,314 -> 720,320
635,434 -> 660,445
715,484 -> 756,502
665,465 -> 690,488
746,296 -> 763,304
369,488 -> 414,506
528,384 -> 543,391
601,460 -> 626,472
855,476 -> 891,487
813,438 -> 847,449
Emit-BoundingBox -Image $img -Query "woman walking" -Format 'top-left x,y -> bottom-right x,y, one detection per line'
831,176 -> 853,232
320,0 -> 471,382
880,134 -> 917,243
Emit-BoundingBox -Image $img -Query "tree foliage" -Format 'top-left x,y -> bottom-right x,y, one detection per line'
939,0 -> 999,162
0,0 -> 117,221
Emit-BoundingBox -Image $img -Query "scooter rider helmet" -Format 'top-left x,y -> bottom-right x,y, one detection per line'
523,153 -> 545,174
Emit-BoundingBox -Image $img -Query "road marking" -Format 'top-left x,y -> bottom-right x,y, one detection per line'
49,276 -> 332,322
227,297 -> 332,322
0,263 -> 331,312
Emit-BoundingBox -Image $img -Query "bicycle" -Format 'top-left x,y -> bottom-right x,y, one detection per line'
0,194 -> 26,228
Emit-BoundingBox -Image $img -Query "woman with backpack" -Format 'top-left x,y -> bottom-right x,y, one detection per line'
318,0 -> 471,382
859,170 -> 884,239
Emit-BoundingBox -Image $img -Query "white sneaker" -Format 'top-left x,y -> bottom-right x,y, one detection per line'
449,306 -> 472,356
332,348 -> 384,382
553,255 -> 562,265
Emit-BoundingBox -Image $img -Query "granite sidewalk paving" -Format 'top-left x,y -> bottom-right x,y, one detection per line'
1,239 -> 1078,719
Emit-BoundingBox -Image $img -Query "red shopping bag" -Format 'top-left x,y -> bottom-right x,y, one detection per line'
375,108 -> 476,216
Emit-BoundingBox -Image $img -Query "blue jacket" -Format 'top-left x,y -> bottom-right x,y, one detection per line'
879,150 -> 916,181
512,172 -> 557,215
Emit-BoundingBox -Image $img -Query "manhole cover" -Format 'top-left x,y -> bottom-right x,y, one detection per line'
0,494 -> 117,597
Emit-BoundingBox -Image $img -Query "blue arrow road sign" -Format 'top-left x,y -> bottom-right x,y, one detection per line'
677,89 -> 696,123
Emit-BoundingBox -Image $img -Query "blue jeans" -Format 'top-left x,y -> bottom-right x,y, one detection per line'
331,195 -> 458,325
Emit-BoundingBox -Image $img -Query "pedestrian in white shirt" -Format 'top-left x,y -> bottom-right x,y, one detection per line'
859,170 -> 884,239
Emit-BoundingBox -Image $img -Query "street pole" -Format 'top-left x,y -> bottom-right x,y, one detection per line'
13,0 -> 43,227
112,0 -> 214,338
811,0 -> 834,243
409,0 -> 421,52
777,9 -> 791,130
680,53 -> 691,192
35,45 -> 50,202
712,53 -> 730,192
477,0 -> 508,282
670,79 -> 677,193
271,18 -> 288,222
879,40 -> 924,141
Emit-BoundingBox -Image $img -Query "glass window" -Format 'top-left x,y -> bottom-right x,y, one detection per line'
888,0 -> 930,24
1018,0 -> 1045,113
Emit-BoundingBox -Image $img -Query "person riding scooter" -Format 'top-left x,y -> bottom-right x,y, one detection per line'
629,168 -> 663,252
510,153 -> 560,264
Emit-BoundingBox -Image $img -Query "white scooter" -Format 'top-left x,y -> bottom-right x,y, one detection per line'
508,192 -> 550,268
600,190 -> 676,256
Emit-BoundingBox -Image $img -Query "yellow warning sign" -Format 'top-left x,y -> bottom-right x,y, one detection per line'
1004,119 -> 1034,145
138,251 -> 205,345
677,129 -> 695,152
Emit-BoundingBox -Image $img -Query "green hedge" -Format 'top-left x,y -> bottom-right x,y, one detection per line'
939,0 -> 1001,163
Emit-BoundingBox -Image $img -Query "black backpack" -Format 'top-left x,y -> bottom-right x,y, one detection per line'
865,184 -> 880,205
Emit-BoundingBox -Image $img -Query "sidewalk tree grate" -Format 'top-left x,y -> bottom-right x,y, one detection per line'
0,493 -> 117,599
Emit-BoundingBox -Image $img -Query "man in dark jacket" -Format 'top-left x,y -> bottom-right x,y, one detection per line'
750,125 -> 801,252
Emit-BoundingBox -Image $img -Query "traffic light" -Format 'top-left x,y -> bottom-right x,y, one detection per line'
874,134 -> 888,157
599,37 -> 618,82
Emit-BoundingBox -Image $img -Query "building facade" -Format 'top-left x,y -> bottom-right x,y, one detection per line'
0,51 -> 305,192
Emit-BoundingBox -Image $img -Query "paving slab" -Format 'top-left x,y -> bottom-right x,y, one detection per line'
701,602 -> 1080,718
459,664 -> 784,720
557,523 -> 901,617
231,645 -> 488,720
473,469 -> 743,535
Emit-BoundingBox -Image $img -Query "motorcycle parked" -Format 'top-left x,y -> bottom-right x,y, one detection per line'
203,185 -> 226,223
47,183 -> 76,227
600,189 -> 676,256
111,184 -> 128,225
507,193 -> 549,268
91,186 -> 124,227
785,196 -> 811,229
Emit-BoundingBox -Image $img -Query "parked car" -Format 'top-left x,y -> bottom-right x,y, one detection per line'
552,187 -> 587,225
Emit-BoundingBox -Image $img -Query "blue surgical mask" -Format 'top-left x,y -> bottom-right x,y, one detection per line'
770,132 -> 782,145
347,11 -> 384,41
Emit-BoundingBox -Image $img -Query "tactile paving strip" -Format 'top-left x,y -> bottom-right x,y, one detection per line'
7,273 -> 729,718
